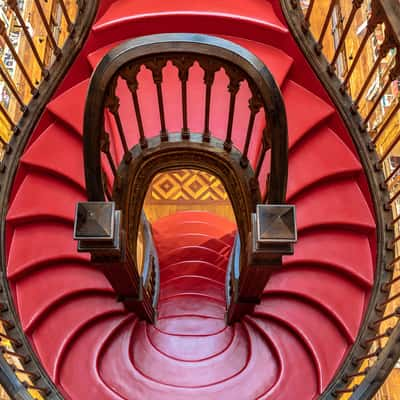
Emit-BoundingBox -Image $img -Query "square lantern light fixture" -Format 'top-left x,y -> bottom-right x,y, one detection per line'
73,201 -> 122,256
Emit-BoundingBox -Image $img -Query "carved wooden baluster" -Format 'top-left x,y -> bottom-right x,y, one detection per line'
304,0 -> 315,23
120,64 -> 148,149
341,9 -> 382,90
224,66 -> 244,151
33,0 -> 61,57
104,77 -> 131,163
240,90 -> 263,168
172,56 -> 194,140
100,131 -> 117,179
57,0 -> 74,32
376,102 -> 400,161
0,20 -> 36,94
101,167 -> 112,200
254,128 -> 271,179
316,0 -> 338,53
145,58 -> 168,141
354,33 -> 395,106
0,104 -> 11,146
0,63 -> 25,110
199,58 -> 221,142
7,0 -> 47,78
330,0 -> 364,67
366,55 -> 397,126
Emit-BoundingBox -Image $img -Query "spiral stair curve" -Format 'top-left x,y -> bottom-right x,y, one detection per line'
4,0 -> 379,399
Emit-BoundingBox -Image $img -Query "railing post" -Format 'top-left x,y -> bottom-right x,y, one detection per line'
226,205 -> 297,323
73,201 -> 157,322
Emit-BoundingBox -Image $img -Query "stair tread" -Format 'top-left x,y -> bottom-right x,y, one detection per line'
295,179 -> 375,232
15,263 -> 112,333
20,122 -> 84,190
32,294 -> 124,379
265,266 -> 366,341
283,229 -> 374,286
253,296 -> 348,391
7,222 -> 88,280
94,0 -> 288,35
287,127 -> 362,200
7,172 -> 85,225
47,79 -> 90,135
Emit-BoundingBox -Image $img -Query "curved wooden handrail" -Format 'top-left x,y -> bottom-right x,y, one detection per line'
83,33 -> 288,205
279,0 -> 399,398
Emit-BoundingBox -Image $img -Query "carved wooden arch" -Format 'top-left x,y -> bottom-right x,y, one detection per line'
113,134 -> 261,263
83,33 -> 288,204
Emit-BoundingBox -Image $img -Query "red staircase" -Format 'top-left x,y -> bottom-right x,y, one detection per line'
4,0 -> 377,398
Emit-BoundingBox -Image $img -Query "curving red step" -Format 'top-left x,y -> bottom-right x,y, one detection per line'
5,0 -> 376,399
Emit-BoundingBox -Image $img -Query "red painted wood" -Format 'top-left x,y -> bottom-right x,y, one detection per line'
4,0 -> 378,398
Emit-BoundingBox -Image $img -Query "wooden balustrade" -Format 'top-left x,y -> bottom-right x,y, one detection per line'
289,0 -> 400,398
81,33 -> 293,327
0,0 -> 78,148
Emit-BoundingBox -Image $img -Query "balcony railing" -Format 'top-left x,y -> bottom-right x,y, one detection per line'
0,0 -> 78,153
78,33 -> 296,325
281,0 -> 400,398
0,1 -> 99,399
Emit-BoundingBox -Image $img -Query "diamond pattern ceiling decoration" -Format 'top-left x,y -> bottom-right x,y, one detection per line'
149,169 -> 228,202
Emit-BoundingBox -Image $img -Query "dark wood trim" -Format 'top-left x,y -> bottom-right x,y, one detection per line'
0,1 -> 101,398
113,133 -> 261,287
83,33 -> 288,205
279,1 -> 394,399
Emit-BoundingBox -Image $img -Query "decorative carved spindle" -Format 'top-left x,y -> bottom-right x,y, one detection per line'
354,34 -> 395,106
74,202 -> 156,322
227,205 -> 297,323
100,131 -> 117,177
241,92 -> 263,168
1,348 -> 30,364
366,56 -> 398,126
224,66 -> 244,151
304,0 -> 315,22
33,0 -> 61,57
11,367 -> 39,382
385,162 -> 400,184
105,78 -> 131,162
120,64 -> 148,149
330,0 -> 364,67
101,168 -> 112,201
376,102 -> 400,161
0,103 -> 14,144
316,0 -> 338,52
389,188 -> 400,206
0,333 -> 21,347
363,328 -> 393,345
199,58 -> 221,142
145,57 -> 168,141
0,63 -> 25,110
57,0 -> 74,32
0,20 -> 36,94
172,56 -> 195,139
370,308 -> 400,326
7,0 -> 47,77
341,4 -> 383,90
254,128 -> 270,178
22,382 -> 50,396
334,386 -> 357,395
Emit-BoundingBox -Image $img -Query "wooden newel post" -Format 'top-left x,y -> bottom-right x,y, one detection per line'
227,204 -> 297,323
73,202 -> 156,322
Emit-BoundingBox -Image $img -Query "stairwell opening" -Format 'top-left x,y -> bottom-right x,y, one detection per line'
141,167 -> 238,323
